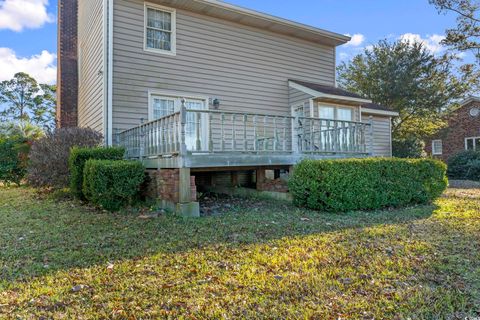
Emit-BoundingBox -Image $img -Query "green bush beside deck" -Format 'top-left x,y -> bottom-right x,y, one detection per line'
69,146 -> 125,198
289,158 -> 448,212
83,159 -> 145,211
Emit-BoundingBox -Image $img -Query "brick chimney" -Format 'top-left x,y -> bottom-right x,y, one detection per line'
56,0 -> 78,128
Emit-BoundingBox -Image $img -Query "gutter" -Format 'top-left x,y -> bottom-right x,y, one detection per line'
361,108 -> 399,117
107,0 -> 113,145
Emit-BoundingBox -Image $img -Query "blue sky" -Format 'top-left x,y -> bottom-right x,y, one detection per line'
0,0 -> 461,84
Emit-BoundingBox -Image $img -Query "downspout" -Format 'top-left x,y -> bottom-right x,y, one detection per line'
107,0 -> 113,146
103,0 -> 113,146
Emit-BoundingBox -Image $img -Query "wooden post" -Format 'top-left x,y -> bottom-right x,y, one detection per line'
231,171 -> 239,187
368,116 -> 374,155
179,167 -> 191,204
256,168 -> 266,190
196,112 -> 201,151
232,114 -> 236,151
221,113 -> 225,152
139,119 -> 145,161
243,114 -> 248,151
293,115 -> 300,155
209,113 -> 213,152
179,99 -> 187,156
253,115 -> 258,151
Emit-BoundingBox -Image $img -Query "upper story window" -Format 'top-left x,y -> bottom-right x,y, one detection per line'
432,140 -> 443,155
465,137 -> 480,151
145,4 -> 176,55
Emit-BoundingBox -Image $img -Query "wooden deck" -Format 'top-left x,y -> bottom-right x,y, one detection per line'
116,102 -> 373,169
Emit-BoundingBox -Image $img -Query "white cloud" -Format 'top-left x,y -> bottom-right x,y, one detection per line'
338,52 -> 350,61
0,48 -> 56,84
398,33 -> 446,54
0,0 -> 54,32
344,34 -> 365,47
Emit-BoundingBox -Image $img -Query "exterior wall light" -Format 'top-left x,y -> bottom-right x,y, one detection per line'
212,98 -> 220,109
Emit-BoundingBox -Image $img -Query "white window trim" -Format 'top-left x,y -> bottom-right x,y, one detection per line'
432,139 -> 443,155
144,2 -> 177,56
465,136 -> 480,151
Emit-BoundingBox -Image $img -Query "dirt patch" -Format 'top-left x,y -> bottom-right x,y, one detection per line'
445,187 -> 480,199
199,192 -> 273,216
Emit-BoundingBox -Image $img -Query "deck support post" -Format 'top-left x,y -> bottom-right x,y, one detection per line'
179,168 -> 191,203
256,168 -> 266,190
231,171 -> 239,187
176,167 -> 200,218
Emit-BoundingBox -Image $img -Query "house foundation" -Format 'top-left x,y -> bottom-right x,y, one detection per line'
145,168 -> 200,217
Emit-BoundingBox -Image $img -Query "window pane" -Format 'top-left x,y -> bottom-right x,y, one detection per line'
466,138 -> 474,150
337,108 -> 353,121
146,29 -> 171,50
152,98 -> 175,119
147,8 -> 171,31
475,138 -> 480,151
319,106 -> 334,119
433,140 -> 442,154
185,100 -> 206,151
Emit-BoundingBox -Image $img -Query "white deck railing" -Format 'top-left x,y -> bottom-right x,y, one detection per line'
116,101 -> 373,160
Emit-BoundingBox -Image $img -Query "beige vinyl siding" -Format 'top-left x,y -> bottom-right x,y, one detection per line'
112,0 -> 337,131
78,0 -> 104,133
363,114 -> 392,157
289,87 -> 313,116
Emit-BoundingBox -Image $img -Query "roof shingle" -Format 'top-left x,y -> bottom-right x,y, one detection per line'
290,80 -> 393,112
289,80 -> 366,100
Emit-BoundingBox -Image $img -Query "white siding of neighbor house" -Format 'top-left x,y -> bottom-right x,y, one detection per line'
111,0 -> 337,131
362,113 -> 392,157
78,0 -> 105,133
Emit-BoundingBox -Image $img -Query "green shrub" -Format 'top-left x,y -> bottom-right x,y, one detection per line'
447,151 -> 480,181
82,160 -> 145,211
0,137 -> 30,186
289,158 -> 447,212
69,147 -> 125,198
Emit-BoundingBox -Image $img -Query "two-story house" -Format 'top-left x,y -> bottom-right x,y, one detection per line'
57,0 -> 398,216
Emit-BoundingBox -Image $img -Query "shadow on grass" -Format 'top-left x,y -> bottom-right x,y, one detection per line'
0,186 -> 436,287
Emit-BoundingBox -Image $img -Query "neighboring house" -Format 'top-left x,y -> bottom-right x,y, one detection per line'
425,97 -> 480,161
57,0 -> 398,216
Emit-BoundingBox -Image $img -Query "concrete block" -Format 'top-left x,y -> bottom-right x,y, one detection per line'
176,202 -> 200,218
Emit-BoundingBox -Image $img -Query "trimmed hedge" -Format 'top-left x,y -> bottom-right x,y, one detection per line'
289,158 -> 447,212
83,160 -> 145,211
447,151 -> 480,181
69,147 -> 125,198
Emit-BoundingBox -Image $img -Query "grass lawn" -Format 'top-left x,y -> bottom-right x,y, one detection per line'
0,187 -> 479,319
